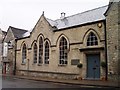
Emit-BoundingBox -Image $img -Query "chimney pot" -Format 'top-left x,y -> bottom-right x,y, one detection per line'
60,12 -> 66,19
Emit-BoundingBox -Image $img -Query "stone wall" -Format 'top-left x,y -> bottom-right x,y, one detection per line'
16,70 -> 79,80
118,1 -> 120,82
106,2 -> 120,81
0,30 -> 3,71
3,28 -> 16,75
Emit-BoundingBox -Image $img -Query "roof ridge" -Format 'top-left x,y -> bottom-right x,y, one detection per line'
2,30 -> 6,33
9,26 -> 29,39
55,5 -> 108,21
46,18 -> 55,22
9,26 -> 28,31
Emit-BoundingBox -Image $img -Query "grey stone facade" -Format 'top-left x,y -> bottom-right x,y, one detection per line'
0,29 -> 6,73
118,2 -> 120,77
105,2 -> 120,81
2,26 -> 27,75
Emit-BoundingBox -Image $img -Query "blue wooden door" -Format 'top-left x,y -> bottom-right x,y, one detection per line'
87,54 -> 100,79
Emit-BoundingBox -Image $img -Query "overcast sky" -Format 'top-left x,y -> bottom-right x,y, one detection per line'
0,0 -> 109,31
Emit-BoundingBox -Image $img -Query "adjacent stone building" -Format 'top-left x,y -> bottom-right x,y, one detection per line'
2,26 -> 28,75
105,1 -> 120,81
0,29 -> 6,73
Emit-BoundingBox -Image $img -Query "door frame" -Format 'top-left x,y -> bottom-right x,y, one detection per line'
3,63 -> 6,74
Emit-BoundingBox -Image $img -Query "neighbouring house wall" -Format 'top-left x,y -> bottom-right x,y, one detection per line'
0,30 -> 3,72
0,30 -> 6,73
106,2 -> 120,81
0,30 -> 3,62
118,2 -> 120,80
3,29 -> 15,75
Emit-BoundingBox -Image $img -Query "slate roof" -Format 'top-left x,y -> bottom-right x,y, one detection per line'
0,28 -> 6,35
0,29 -> 6,38
46,5 -> 108,30
9,26 -> 28,39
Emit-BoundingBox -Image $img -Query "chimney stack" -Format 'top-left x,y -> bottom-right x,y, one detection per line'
60,12 -> 66,19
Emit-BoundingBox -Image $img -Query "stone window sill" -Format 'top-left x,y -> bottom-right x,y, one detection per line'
38,64 -> 42,66
58,64 -> 67,67
44,64 -> 49,66
21,63 -> 26,65
32,63 -> 37,65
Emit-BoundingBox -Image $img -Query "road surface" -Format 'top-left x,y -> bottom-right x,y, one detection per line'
1,75 -> 117,90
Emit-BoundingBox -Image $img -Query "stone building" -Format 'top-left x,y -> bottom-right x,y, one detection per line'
105,1 -> 120,81
15,5 -> 108,80
0,29 -> 6,61
2,26 -> 28,75
0,29 -> 6,73
3,0 -> 119,81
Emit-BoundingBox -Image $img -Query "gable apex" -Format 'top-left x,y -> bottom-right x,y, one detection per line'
30,12 -> 54,35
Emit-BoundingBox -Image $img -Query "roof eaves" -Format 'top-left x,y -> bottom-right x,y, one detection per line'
15,36 -> 30,41
53,19 -> 105,32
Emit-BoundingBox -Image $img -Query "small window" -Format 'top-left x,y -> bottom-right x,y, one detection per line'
44,41 -> 49,64
33,43 -> 37,63
87,32 -> 98,46
22,44 -> 27,64
39,37 -> 43,64
59,37 -> 68,65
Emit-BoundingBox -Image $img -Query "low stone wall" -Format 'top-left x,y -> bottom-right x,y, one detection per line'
108,74 -> 120,82
16,70 -> 79,80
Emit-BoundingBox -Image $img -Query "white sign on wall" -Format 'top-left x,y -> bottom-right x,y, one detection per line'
3,42 -> 8,57
0,44 -> 2,54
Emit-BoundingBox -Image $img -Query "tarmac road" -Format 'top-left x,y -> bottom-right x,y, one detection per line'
1,76 -> 118,90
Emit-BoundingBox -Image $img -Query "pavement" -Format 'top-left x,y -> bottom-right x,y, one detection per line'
2,74 -> 120,88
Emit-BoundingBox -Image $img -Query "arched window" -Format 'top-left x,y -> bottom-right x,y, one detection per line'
22,44 -> 27,64
59,37 -> 68,65
87,32 -> 98,46
33,43 -> 37,63
39,37 -> 43,64
44,41 -> 49,64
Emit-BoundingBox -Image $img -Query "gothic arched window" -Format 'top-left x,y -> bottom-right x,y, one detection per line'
33,43 -> 37,63
44,41 -> 49,64
22,44 -> 27,63
59,37 -> 68,65
87,32 -> 98,46
39,37 -> 43,64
